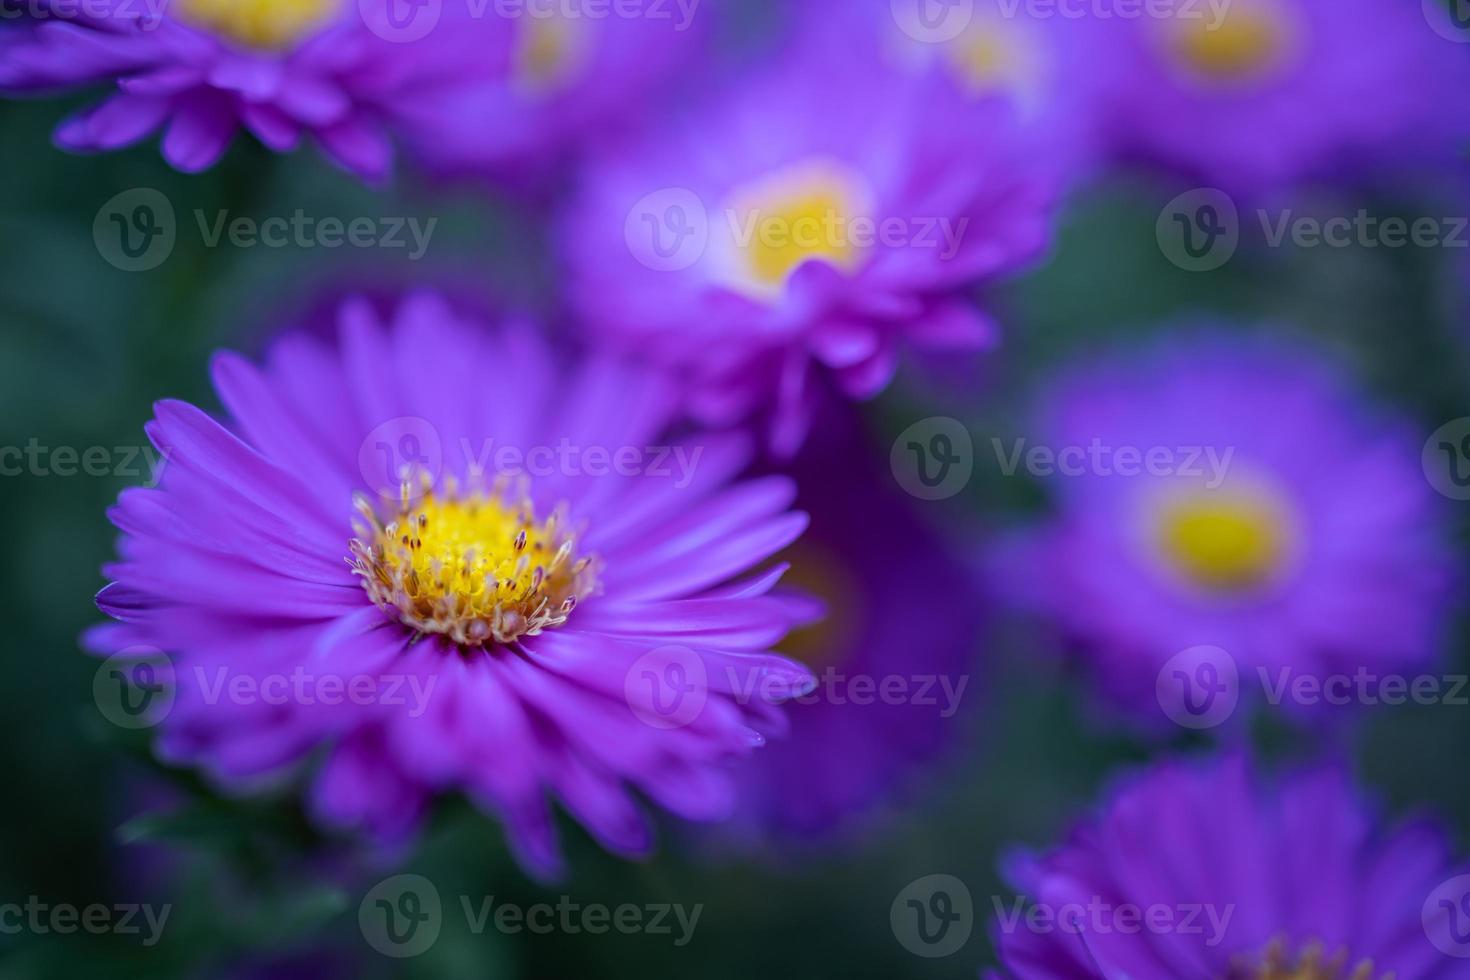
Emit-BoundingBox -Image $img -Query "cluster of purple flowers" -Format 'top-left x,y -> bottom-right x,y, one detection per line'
10,0 -> 1466,972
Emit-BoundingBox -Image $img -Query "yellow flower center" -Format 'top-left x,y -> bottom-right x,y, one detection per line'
514,15 -> 591,92
349,478 -> 598,647
720,159 -> 872,296
175,0 -> 342,50
1171,7 -> 1288,81
775,543 -> 861,672
1227,938 -> 1383,980
1156,488 -> 1290,592
944,22 -> 1040,97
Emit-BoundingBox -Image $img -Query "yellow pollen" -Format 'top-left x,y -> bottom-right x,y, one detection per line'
1156,489 -> 1289,592
349,477 -> 598,648
775,544 -> 861,672
1227,938 -> 1385,980
948,30 -> 1023,91
1172,7 -> 1286,80
514,16 -> 589,92
175,0 -> 341,50
721,160 -> 872,295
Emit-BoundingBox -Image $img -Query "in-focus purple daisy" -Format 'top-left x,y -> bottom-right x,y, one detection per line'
0,0 -> 699,182
720,404 -> 982,843
560,24 -> 1057,454
1096,0 -> 1470,197
994,329 -> 1455,728
992,752 -> 1470,978
86,291 -> 816,878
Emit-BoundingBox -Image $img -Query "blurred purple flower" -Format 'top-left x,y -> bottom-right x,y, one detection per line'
720,404 -> 983,843
560,24 -> 1058,454
1097,0 -> 1470,197
993,752 -> 1468,978
86,291 -> 816,879
993,329 -> 1456,728
0,0 -> 700,182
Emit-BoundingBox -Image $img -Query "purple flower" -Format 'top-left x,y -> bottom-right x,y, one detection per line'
994,329 -> 1456,728
0,1 -> 698,182
559,24 -> 1058,454
85,291 -> 816,878
1096,0 -> 1470,197
818,0 -> 1123,184
993,752 -> 1469,978
720,404 -> 983,843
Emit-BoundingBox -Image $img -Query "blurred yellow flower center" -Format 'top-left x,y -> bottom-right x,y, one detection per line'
948,30 -> 1023,91
514,16 -> 589,92
723,160 -> 872,294
1157,490 -> 1288,592
175,0 -> 340,50
1172,9 -> 1285,80
1229,938 -> 1382,979
349,478 -> 598,647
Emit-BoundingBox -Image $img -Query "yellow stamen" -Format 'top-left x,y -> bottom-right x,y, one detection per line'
1228,937 -> 1385,980
1171,6 -> 1287,81
720,159 -> 873,296
175,0 -> 341,50
514,15 -> 590,92
349,476 -> 598,647
1156,488 -> 1290,592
